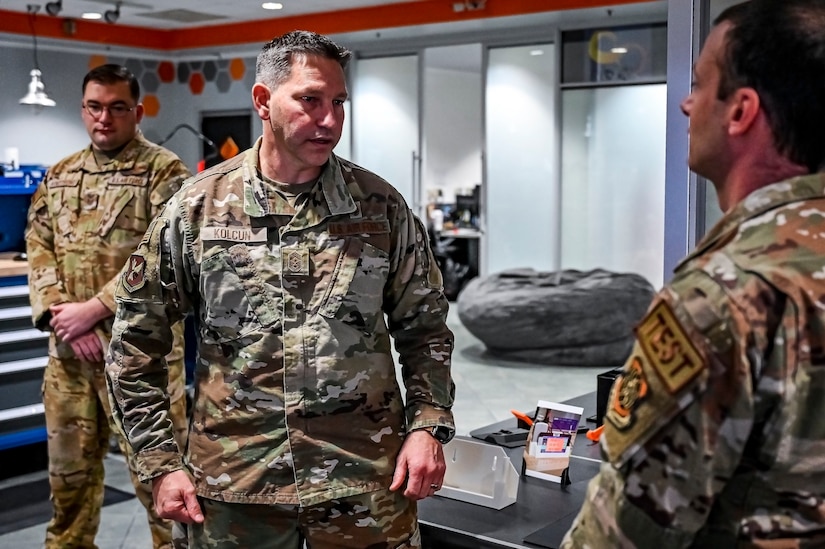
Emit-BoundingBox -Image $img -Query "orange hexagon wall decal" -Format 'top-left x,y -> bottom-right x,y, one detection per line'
189,72 -> 205,95
142,94 -> 160,117
89,54 -> 107,70
158,61 -> 176,83
229,58 -> 246,80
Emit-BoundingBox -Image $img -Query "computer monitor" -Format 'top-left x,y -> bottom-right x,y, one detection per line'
455,194 -> 479,217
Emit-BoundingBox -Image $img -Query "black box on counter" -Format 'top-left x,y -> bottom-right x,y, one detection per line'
596,368 -> 623,426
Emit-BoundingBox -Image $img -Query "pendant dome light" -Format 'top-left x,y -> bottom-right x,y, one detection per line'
19,4 -> 56,110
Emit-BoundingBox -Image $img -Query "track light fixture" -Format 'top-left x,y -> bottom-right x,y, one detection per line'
104,2 -> 121,24
45,0 -> 62,16
19,4 -> 56,109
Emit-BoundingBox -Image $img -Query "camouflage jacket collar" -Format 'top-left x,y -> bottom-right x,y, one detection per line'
66,131 -> 151,174
677,172 -> 825,271
241,138 -> 358,227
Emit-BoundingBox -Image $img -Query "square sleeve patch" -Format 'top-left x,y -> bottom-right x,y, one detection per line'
637,300 -> 704,394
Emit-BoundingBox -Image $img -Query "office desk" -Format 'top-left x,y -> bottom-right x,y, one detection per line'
419,393 -> 602,549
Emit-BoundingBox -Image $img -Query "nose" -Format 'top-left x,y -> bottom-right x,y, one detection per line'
98,107 -> 114,122
317,103 -> 340,128
680,95 -> 691,117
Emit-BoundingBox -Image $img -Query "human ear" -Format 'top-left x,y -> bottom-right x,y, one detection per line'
251,83 -> 271,119
727,87 -> 759,136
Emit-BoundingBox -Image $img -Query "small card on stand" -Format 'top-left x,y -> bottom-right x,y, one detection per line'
522,400 -> 584,484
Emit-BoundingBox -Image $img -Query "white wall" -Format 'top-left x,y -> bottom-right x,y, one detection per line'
1,48 -> 92,165
0,45 -> 258,172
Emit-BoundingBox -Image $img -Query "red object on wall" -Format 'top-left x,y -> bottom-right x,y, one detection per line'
188,72 -> 205,95
158,61 -> 176,83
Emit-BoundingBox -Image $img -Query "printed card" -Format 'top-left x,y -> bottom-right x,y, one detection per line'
522,400 -> 584,483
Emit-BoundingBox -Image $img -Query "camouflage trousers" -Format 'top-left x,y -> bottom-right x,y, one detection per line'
173,488 -> 421,549
42,355 -> 188,549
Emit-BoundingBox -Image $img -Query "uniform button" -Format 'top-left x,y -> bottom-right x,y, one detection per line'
295,303 -> 304,310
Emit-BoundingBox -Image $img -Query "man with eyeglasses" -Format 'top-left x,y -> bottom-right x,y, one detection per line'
25,63 -> 190,549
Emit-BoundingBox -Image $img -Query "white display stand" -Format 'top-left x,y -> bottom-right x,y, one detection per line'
434,436 -> 519,510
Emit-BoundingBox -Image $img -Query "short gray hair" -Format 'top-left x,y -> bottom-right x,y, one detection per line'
256,30 -> 352,88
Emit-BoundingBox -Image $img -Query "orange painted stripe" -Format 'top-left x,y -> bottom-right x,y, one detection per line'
0,9 -> 172,48
0,0 -> 654,51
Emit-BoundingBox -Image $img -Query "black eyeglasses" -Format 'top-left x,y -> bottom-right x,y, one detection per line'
82,102 -> 135,119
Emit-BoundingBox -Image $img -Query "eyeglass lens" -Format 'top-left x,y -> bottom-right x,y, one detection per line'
83,102 -> 133,118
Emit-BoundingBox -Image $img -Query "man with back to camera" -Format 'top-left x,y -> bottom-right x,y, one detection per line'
562,0 -> 825,547
105,30 -> 456,548
25,63 -> 190,549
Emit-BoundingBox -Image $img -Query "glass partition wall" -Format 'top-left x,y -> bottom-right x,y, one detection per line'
350,55 -> 419,204
560,86 -> 667,288
485,43 -> 557,274
560,23 -> 668,288
422,44 -> 483,219
349,20 -> 670,287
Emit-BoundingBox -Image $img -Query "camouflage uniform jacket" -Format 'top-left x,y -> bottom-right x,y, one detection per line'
563,173 -> 825,548
26,132 -> 190,393
106,138 -> 455,507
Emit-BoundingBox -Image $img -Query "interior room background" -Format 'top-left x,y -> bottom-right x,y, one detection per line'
0,0 -> 731,290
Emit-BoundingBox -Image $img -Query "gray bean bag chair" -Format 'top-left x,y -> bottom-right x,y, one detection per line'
456,268 -> 655,366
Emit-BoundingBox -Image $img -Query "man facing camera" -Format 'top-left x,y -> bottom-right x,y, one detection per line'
106,31 -> 455,548
26,63 -> 190,548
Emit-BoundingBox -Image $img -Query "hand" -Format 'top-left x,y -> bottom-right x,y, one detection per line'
69,331 -> 104,363
50,299 -> 111,342
389,430 -> 447,501
152,470 -> 204,524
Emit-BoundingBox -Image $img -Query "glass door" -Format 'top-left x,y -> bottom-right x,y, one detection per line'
560,84 -> 667,288
350,55 -> 419,205
485,43 -> 557,275
422,44 -> 483,296
422,43 -> 483,220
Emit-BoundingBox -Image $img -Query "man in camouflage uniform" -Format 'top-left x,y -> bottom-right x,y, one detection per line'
105,31 -> 455,548
562,1 -> 825,547
26,64 -> 190,549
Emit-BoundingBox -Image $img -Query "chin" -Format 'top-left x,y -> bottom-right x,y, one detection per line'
306,153 -> 332,167
97,140 -> 124,152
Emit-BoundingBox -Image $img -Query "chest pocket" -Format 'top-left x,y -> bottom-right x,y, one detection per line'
98,188 -> 136,237
99,174 -> 152,238
318,237 -> 389,330
200,243 -> 282,343
48,178 -> 81,239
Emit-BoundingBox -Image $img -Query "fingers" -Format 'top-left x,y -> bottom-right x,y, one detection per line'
393,431 -> 447,501
153,471 -> 204,524
389,463 -> 408,493
404,476 -> 445,501
183,490 -> 205,524
47,301 -> 101,341
53,320 -> 82,343
158,494 -> 202,524
69,333 -> 103,362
